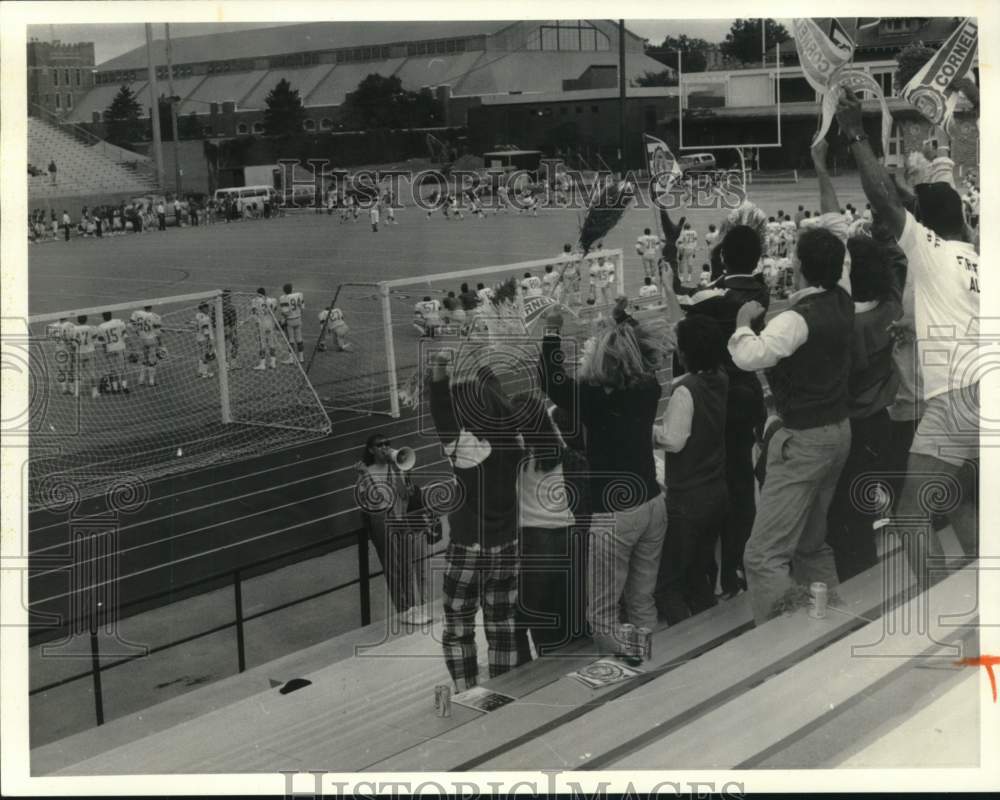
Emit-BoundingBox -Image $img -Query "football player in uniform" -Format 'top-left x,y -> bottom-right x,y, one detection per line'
704,223 -> 719,253
47,316 -> 76,394
598,256 -> 617,306
413,295 -> 443,337
279,283 -> 305,364
676,223 -> 699,285
318,307 -> 353,352
475,282 -> 495,305
251,288 -> 279,369
636,227 -> 663,278
130,305 -> 162,386
541,263 -> 561,301
638,275 -> 660,299
71,314 -> 100,398
520,271 -> 543,298
193,302 -> 215,378
97,311 -> 129,393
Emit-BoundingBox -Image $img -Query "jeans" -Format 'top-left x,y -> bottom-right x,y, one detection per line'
827,409 -> 892,581
744,419 -> 850,625
656,480 -> 729,624
514,526 -> 588,661
588,493 -> 667,653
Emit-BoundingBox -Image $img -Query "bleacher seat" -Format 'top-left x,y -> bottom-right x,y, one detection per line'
27,117 -> 160,202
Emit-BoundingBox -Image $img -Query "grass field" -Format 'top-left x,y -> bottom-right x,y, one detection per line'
26,175 -> 871,635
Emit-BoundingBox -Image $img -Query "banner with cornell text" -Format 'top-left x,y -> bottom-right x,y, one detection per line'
902,17 -> 978,130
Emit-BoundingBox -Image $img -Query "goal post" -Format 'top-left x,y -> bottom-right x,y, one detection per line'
305,250 -> 627,419
27,289 -> 331,509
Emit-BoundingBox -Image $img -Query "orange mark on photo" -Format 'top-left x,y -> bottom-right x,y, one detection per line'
955,655 -> 1000,702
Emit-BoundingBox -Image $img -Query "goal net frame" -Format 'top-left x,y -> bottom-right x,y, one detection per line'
27,289 -> 331,508
307,250 -> 627,419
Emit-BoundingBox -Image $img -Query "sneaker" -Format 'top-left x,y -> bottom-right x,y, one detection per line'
282,356 -> 295,365
338,343 -> 353,352
401,607 -> 431,626
253,361 -> 266,370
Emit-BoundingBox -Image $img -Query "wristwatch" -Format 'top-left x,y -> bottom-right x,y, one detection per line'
847,133 -> 868,145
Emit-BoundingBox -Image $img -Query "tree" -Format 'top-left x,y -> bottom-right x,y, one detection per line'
634,69 -> 678,88
720,19 -> 790,65
647,34 -> 710,73
103,84 -> 143,147
895,42 -> 936,93
341,74 -> 443,130
262,78 -> 306,137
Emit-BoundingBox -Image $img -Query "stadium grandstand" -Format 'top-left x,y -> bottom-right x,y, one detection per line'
28,112 -> 159,205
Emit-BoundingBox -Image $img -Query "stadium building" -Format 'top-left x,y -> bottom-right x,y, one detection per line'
63,21 -> 667,135
470,17 -> 979,173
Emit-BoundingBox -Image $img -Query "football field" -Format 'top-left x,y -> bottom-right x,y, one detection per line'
26,177 -> 869,635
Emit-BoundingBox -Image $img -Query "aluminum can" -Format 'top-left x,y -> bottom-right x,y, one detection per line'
636,627 -> 653,661
619,623 -> 637,655
809,582 -> 828,619
434,684 -> 451,717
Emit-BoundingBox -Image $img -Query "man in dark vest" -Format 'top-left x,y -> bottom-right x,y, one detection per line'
728,227 -> 853,624
682,225 -> 770,598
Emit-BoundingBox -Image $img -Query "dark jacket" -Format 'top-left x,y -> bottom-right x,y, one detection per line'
540,335 -> 661,513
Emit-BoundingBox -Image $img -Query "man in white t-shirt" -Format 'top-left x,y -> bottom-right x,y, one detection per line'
838,88 -> 979,559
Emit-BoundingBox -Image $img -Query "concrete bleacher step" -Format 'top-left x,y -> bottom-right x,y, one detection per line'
32,596 -> 440,776
610,562 -> 977,770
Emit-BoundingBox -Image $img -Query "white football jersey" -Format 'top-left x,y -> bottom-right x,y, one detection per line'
588,262 -> 602,286
637,234 -> 661,256
416,299 -> 441,319
600,261 -> 616,287
476,287 -> 495,304
48,320 -> 75,349
131,310 -> 162,343
252,295 -> 278,330
542,270 -> 560,290
279,292 -> 304,320
98,318 -> 128,353
72,323 -> 99,354
520,276 -> 542,297
678,229 -> 698,247
639,284 -> 660,298
705,231 -> 719,249
194,312 -> 213,341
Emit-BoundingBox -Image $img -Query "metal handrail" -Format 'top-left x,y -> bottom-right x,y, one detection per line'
29,524 -> 446,730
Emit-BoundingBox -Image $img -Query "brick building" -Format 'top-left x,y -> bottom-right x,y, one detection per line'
27,39 -> 96,118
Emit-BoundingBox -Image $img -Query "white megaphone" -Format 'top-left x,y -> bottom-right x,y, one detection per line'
390,447 -> 416,471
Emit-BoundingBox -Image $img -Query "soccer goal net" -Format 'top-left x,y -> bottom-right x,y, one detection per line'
305,249 -> 629,418
27,290 -> 331,509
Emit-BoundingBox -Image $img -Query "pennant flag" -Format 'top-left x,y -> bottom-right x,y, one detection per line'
836,70 -> 892,157
643,133 -> 682,197
902,17 -> 978,132
792,18 -> 856,147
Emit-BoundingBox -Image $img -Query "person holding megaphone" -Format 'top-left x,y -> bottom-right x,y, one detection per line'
354,434 -> 433,626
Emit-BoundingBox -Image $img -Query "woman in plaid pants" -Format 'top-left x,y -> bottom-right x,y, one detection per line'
428,351 -> 525,690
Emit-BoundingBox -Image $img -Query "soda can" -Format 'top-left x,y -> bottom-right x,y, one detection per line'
636,627 -> 653,661
809,582 -> 828,619
434,685 -> 451,717
619,624 -> 637,656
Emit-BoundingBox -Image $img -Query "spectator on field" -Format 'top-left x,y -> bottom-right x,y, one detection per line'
428,351 -> 522,690
458,282 -> 479,313
729,227 -> 854,624
838,88 -> 980,563
354,433 -> 431,626
61,210 -> 71,241
48,160 -> 57,186
654,315 -> 730,623
682,224 -> 769,598
156,201 -> 167,231
539,300 -> 669,654
826,234 -> 902,581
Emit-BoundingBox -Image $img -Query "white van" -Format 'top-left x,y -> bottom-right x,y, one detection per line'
679,153 -> 717,173
214,185 -> 276,214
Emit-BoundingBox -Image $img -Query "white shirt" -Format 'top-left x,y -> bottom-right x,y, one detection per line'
897,211 -> 980,400
654,383 -> 693,452
728,286 -> 827,371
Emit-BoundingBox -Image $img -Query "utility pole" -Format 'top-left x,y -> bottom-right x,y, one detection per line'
145,23 -> 164,188
164,23 -> 182,196
618,19 -> 627,176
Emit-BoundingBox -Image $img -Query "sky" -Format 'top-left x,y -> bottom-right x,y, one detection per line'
31,20 -> 738,65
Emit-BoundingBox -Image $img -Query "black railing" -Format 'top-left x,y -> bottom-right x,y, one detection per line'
29,526 -> 444,729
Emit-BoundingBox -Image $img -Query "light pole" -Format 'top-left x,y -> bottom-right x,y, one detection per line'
144,24 -> 164,187
164,23 -> 182,197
